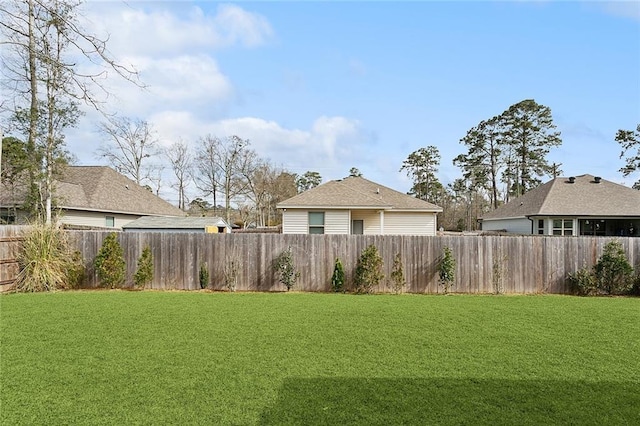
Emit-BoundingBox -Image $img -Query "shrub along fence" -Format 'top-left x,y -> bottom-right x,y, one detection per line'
1,227 -> 638,294
66,231 -> 640,294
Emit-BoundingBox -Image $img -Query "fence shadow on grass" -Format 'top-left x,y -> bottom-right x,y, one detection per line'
259,377 -> 639,425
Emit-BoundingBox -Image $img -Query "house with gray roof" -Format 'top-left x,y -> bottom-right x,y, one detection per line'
122,216 -> 231,233
479,174 -> 640,236
0,166 -> 185,229
276,176 -> 443,235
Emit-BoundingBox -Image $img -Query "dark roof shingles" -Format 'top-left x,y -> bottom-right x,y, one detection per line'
277,176 -> 442,211
482,174 -> 640,220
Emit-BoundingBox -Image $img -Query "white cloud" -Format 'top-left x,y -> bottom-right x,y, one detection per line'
140,112 -> 372,181
74,54 -> 233,119
212,4 -> 275,48
600,2 -> 640,22
311,116 -> 362,160
68,3 -> 271,119
80,3 -> 274,58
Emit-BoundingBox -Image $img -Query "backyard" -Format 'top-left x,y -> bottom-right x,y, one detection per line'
1,292 -> 638,425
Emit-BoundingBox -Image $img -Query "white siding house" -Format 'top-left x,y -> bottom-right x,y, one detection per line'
277,176 -> 442,236
479,174 -> 640,236
384,212 -> 437,236
480,217 -> 532,234
0,166 -> 184,229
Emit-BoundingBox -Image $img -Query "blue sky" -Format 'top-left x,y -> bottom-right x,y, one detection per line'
64,1 -> 639,204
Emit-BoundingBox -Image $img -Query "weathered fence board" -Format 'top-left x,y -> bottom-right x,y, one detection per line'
2,226 -> 639,294
0,226 -> 24,291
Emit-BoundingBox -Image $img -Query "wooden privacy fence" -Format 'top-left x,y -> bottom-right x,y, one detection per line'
0,226 -> 24,292
1,227 -> 638,294
63,231 -> 640,294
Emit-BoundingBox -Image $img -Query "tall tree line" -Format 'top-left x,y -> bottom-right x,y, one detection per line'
453,99 -> 562,207
616,123 -> 640,189
402,99 -> 562,231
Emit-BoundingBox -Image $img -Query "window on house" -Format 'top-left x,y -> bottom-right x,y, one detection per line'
106,216 -> 115,228
0,210 -> 16,224
308,212 -> 325,234
537,219 -> 544,235
552,219 -> 573,236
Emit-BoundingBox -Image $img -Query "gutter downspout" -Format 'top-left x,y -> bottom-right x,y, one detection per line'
527,216 -> 534,235
379,210 -> 385,235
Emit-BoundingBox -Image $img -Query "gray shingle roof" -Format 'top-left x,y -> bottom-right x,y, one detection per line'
277,176 -> 442,211
122,216 -> 228,230
58,166 -> 185,216
481,174 -> 640,220
0,166 -> 184,217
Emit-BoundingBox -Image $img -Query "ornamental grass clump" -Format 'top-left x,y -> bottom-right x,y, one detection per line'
14,222 -> 85,292
94,232 -> 126,289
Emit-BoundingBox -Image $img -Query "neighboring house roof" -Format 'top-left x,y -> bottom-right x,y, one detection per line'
277,176 -> 443,211
122,216 -> 230,230
481,174 -> 640,220
0,166 -> 184,217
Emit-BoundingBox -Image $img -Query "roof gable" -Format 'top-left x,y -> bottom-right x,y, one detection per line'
277,176 -> 442,211
0,166 -> 184,217
57,166 -> 184,217
482,174 -> 640,220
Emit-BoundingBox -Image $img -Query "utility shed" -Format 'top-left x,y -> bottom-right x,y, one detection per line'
122,216 -> 231,233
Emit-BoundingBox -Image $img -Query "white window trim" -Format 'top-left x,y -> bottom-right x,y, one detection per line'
552,218 -> 575,236
308,211 -> 325,234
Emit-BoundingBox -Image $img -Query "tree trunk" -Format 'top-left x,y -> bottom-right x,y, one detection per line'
27,0 -> 39,213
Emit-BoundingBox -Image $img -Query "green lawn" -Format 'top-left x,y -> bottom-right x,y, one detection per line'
1,292 -> 638,425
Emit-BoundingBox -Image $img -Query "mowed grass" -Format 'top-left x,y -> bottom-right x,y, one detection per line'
1,292 -> 639,425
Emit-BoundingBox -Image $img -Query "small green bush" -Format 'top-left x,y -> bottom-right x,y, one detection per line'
389,253 -> 406,294
94,232 -> 126,289
133,246 -> 153,289
15,223 -> 85,292
567,267 -> 597,296
331,258 -> 345,293
67,251 -> 86,289
438,246 -> 456,294
567,240 -> 635,296
224,258 -> 239,292
594,240 -> 634,295
199,262 -> 210,289
354,245 -> 384,294
274,247 -> 299,291
632,274 -> 640,296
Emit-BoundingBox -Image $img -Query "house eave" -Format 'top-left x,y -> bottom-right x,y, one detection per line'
480,215 -> 529,221
276,205 -> 442,212
528,214 -> 640,219
277,204 -> 391,210
60,206 -> 185,217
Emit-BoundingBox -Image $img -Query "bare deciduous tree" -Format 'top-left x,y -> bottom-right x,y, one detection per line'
194,135 -> 256,224
165,140 -> 192,210
97,116 -> 159,186
1,0 -> 142,223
